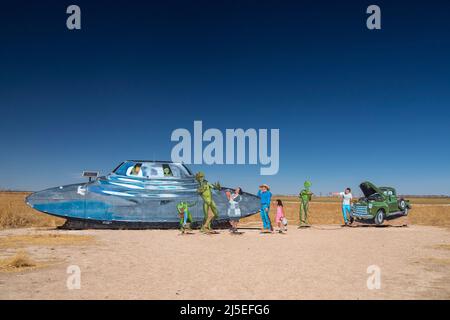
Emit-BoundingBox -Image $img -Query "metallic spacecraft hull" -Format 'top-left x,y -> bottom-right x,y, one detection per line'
26,171 -> 260,228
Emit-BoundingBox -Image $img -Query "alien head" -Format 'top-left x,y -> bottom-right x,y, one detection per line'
195,171 -> 205,182
304,180 -> 312,190
177,202 -> 186,211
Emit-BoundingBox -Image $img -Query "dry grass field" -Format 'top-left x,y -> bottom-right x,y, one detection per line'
0,192 -> 64,229
1,192 -> 449,229
241,195 -> 450,227
274,195 -> 450,205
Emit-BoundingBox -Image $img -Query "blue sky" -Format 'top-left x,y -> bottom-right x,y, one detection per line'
0,0 -> 449,195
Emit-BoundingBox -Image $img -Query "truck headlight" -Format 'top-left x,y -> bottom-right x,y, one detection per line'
368,203 -> 373,209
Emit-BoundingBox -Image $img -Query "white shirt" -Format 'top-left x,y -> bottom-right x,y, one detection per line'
339,192 -> 353,206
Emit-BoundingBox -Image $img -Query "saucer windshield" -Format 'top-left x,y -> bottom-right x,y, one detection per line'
112,161 -> 193,179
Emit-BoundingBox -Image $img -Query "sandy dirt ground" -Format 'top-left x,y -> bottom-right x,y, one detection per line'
1,225 -> 450,300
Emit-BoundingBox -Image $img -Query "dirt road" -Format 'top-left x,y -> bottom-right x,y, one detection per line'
1,225 -> 449,299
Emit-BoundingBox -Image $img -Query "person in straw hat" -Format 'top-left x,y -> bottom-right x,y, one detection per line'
257,183 -> 273,232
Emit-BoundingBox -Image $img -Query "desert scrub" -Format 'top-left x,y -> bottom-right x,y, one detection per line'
0,192 -> 64,229
0,250 -> 37,272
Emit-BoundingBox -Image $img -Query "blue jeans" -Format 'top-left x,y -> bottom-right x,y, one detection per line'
342,205 -> 351,223
260,204 -> 271,230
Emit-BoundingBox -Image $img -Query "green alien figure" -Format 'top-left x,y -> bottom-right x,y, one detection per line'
299,180 -> 313,227
195,172 -> 221,233
176,201 -> 196,233
163,165 -> 173,177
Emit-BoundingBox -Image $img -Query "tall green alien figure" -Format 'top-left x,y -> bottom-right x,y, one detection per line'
299,180 -> 313,227
195,172 -> 221,232
176,201 -> 195,233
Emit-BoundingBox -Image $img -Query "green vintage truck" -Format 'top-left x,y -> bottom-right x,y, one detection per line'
350,181 -> 411,225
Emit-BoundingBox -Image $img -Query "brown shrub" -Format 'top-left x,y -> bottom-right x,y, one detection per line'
0,250 -> 37,271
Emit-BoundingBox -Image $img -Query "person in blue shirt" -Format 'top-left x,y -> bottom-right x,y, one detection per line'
257,184 -> 273,232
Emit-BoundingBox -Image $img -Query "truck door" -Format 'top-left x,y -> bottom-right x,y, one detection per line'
386,190 -> 398,213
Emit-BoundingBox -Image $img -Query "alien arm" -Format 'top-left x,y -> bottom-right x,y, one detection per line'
187,201 -> 197,207
210,182 -> 221,190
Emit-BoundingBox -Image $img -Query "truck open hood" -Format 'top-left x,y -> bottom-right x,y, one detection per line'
359,181 -> 383,198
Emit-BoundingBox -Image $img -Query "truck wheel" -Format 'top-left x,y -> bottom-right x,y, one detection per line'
398,199 -> 407,211
403,207 -> 409,216
374,210 -> 385,225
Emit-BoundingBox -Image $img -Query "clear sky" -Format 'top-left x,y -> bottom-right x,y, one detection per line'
1,0 -> 449,195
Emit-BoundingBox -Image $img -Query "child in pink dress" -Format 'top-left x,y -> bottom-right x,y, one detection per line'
275,199 -> 287,233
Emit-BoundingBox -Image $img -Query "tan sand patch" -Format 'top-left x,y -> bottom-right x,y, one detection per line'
433,243 -> 450,250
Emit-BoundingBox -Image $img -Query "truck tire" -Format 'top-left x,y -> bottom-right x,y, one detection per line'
403,207 -> 409,216
374,210 -> 385,225
398,199 -> 407,211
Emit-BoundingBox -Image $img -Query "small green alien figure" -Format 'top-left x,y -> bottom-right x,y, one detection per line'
299,180 -> 313,227
176,201 -> 195,234
195,172 -> 221,233
163,165 -> 173,177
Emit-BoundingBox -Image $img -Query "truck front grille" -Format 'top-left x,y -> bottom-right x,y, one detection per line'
354,205 -> 368,215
